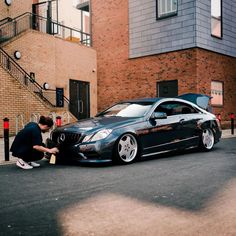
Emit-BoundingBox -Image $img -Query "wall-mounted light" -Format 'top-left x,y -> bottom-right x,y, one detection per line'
5,0 -> 12,6
14,50 -> 21,60
30,72 -> 35,80
29,72 -> 35,83
43,82 -> 50,90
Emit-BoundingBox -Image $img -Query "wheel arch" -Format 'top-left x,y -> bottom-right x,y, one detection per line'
199,120 -> 218,143
112,131 -> 141,164
199,123 -> 215,151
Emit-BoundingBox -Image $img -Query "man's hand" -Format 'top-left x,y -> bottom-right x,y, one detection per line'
33,145 -> 59,154
49,147 -> 59,154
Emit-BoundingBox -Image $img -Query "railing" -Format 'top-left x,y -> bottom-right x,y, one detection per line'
41,89 -> 70,109
0,47 -> 70,108
0,12 -> 90,46
15,114 -> 25,134
0,14 -> 31,43
0,17 -> 12,26
16,111 -> 73,134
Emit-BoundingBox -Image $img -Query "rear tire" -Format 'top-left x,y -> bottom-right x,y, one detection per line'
113,133 -> 139,164
200,128 -> 214,151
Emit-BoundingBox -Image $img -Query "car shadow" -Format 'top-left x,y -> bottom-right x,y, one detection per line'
32,139 -> 236,213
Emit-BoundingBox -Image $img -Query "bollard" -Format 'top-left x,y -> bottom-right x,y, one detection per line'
230,113 -> 234,135
3,118 -> 9,161
216,113 -> 221,124
56,116 -> 62,127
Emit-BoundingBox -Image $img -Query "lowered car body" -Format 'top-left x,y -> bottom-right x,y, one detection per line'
49,95 -> 222,164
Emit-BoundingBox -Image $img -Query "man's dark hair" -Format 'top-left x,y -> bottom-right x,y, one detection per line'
39,116 -> 54,128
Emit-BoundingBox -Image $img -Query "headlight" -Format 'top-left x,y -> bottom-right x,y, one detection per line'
82,129 -> 112,142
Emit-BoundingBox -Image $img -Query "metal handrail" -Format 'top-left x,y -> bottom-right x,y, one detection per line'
0,47 -> 67,107
15,114 -> 25,134
30,113 -> 41,123
0,12 -> 91,46
0,17 -> 12,26
41,89 -> 70,109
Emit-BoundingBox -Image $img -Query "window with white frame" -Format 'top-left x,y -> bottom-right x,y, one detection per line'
211,0 -> 222,38
156,0 -> 178,19
211,81 -> 223,106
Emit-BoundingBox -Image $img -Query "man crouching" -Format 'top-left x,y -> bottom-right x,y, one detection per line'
10,116 -> 59,170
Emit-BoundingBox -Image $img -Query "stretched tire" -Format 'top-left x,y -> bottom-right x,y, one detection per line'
114,133 -> 139,164
200,128 -> 215,151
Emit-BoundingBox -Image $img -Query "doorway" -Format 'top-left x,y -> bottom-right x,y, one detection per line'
156,80 -> 178,97
69,80 -> 90,119
32,0 -> 58,34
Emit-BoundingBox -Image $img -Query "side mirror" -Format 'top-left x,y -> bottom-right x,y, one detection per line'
150,112 -> 167,120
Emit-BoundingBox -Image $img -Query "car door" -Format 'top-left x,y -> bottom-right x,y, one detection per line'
177,103 -> 201,147
139,101 -> 184,156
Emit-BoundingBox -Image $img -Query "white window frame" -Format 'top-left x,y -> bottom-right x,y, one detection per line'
211,0 -> 222,38
156,0 -> 178,19
211,81 -> 223,106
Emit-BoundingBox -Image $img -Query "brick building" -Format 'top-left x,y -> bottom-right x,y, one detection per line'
91,0 -> 236,124
0,0 -> 96,135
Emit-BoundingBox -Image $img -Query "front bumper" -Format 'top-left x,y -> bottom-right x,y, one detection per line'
55,139 -> 115,163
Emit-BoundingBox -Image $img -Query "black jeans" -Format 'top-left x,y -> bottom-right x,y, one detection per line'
17,149 -> 44,162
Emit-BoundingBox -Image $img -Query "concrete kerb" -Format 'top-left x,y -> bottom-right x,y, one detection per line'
0,129 -> 235,165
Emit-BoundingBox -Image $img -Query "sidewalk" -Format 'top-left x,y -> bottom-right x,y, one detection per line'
0,129 -> 235,165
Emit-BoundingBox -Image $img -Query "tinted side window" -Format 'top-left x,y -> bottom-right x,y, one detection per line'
155,102 -> 197,116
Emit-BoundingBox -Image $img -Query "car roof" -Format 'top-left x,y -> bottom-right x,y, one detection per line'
121,97 -> 162,103
123,93 -> 210,109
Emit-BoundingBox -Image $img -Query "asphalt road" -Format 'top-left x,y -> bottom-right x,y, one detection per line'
0,138 -> 236,236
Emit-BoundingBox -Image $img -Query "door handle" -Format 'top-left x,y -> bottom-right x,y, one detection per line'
78,101 -> 80,113
78,100 -> 84,113
80,100 -> 84,113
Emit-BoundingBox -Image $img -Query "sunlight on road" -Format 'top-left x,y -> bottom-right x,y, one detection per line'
58,180 -> 236,236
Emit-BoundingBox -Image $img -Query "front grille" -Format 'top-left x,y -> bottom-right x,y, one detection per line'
52,132 -> 82,145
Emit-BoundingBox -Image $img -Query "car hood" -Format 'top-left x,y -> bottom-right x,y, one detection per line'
54,116 -> 139,134
177,93 -> 211,110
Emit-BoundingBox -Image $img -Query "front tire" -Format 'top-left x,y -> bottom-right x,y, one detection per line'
114,133 -> 139,164
200,128 -> 215,151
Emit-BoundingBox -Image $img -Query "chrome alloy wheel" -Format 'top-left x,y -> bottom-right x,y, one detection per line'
202,128 -> 214,150
117,133 -> 138,163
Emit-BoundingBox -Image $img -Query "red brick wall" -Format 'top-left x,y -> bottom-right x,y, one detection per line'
91,0 -> 236,124
196,49 -> 236,121
91,0 -> 129,110
91,0 -> 197,111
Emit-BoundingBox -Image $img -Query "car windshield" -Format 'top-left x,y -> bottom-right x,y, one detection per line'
97,101 -> 154,118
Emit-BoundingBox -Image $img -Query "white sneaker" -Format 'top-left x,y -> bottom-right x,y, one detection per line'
28,162 -> 40,167
16,159 -> 33,170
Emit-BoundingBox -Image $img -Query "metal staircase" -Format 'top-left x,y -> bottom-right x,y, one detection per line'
0,12 -> 90,45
